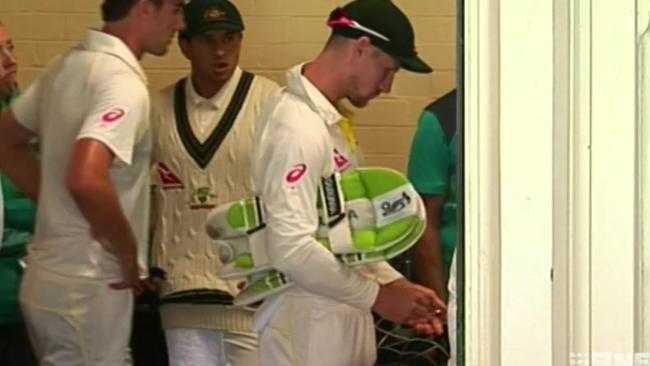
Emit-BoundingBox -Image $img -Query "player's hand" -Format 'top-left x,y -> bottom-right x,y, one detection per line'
109,257 -> 140,291
133,277 -> 158,296
410,315 -> 445,337
372,278 -> 447,326
94,235 -> 140,291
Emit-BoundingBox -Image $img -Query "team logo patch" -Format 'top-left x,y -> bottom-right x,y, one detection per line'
190,187 -> 217,210
204,8 -> 226,21
157,162 -> 184,190
101,108 -> 126,124
333,149 -> 350,170
285,164 -> 307,185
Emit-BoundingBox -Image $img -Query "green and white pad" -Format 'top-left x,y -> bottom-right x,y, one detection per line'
233,270 -> 293,307
206,196 -> 272,279
205,167 -> 426,306
316,168 -> 423,258
232,197 -> 426,307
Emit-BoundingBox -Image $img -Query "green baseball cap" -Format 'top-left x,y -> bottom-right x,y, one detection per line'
180,0 -> 244,39
327,0 -> 432,74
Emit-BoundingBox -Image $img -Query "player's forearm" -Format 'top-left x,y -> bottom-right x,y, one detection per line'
67,177 -> 137,261
268,230 -> 380,310
412,225 -> 447,300
0,144 -> 40,201
356,261 -> 404,285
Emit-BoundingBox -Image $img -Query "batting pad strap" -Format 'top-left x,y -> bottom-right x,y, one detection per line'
319,173 -> 355,254
249,228 -> 270,268
245,196 -> 266,234
205,196 -> 266,240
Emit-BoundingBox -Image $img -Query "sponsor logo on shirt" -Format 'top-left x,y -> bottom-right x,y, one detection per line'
190,187 -> 217,210
321,175 -> 342,218
285,163 -> 307,185
101,108 -> 126,124
381,192 -> 412,217
156,162 -> 184,190
333,149 -> 350,170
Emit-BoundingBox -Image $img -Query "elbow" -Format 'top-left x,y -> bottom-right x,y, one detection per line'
267,238 -> 331,282
65,172 -> 102,203
266,239 -> 309,277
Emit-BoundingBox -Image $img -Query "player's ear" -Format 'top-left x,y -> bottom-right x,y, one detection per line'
178,37 -> 191,59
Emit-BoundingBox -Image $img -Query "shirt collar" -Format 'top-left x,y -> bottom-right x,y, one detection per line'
81,29 -> 148,84
285,63 -> 342,126
186,67 -> 242,109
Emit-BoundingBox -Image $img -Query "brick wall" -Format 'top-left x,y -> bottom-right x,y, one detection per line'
0,0 -> 456,171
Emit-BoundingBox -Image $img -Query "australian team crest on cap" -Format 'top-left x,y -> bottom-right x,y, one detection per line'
204,8 -> 226,22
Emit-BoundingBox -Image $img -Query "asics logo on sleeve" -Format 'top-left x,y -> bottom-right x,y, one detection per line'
285,164 -> 307,184
101,108 -> 126,123
381,192 -> 412,217
333,149 -> 350,170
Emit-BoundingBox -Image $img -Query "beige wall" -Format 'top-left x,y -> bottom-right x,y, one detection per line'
0,0 -> 456,171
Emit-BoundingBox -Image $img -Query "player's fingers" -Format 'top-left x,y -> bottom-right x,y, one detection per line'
413,322 -> 436,336
431,315 -> 445,336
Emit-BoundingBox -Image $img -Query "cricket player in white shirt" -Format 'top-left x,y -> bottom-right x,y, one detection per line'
251,1 -> 447,365
0,0 -> 183,364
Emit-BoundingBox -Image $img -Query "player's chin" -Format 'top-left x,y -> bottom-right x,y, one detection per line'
149,42 -> 172,57
0,82 -> 14,96
0,80 -> 13,95
154,48 -> 169,57
348,97 -> 370,108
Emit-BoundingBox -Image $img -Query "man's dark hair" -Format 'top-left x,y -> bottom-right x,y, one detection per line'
101,0 -> 164,22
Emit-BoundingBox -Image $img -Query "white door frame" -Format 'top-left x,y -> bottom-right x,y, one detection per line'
464,0 -> 641,364
463,0 -> 501,364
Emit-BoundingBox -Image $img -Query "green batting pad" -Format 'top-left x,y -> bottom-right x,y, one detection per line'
233,270 -> 293,307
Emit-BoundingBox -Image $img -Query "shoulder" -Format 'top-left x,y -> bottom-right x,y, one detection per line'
271,92 -> 320,127
417,110 -> 440,129
247,73 -> 282,106
260,92 -> 326,145
250,73 -> 280,91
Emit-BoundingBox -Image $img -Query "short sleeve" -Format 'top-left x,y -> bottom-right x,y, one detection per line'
407,110 -> 450,196
76,74 -> 149,166
11,77 -> 44,134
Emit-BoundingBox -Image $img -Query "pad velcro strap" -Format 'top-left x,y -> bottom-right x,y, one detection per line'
245,196 -> 266,235
249,228 -> 270,269
206,197 -> 266,239
233,270 -> 292,307
318,173 -> 355,253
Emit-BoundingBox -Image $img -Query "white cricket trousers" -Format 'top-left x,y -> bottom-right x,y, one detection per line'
19,265 -> 133,366
258,293 -> 376,366
165,328 -> 258,366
